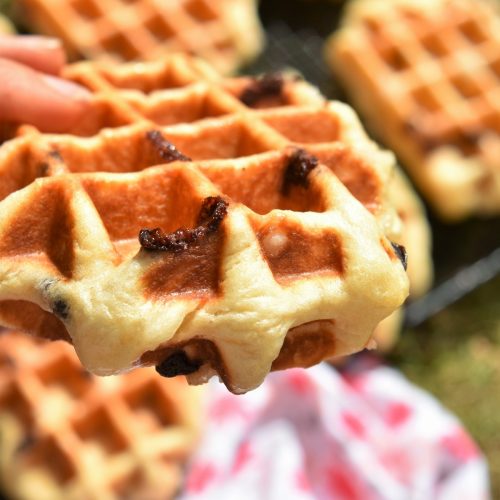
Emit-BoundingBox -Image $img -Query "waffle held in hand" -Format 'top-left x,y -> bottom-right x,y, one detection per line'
0,55 -> 409,394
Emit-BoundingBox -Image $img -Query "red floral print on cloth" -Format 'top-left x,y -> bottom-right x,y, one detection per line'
181,357 -> 490,500
185,462 -> 218,494
442,428 -> 480,462
385,402 -> 413,428
231,441 -> 254,475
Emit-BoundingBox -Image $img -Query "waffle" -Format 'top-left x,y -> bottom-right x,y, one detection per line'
0,55 -> 409,394
372,168 -> 433,351
13,0 -> 264,75
0,329 -> 203,500
326,0 -> 500,220
0,13 -> 15,34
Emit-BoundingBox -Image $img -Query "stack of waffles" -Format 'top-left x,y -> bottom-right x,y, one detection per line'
327,0 -> 500,220
13,0 -> 264,74
0,330 -> 204,500
0,54 -> 409,395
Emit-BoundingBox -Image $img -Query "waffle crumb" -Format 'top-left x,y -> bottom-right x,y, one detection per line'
139,196 -> 228,252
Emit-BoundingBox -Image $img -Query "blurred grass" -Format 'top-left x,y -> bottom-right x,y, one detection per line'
0,0 -> 11,15
390,274 -> 500,497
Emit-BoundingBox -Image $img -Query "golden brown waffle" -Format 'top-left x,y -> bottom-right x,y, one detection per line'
372,168 -> 433,351
0,55 -> 409,394
0,329 -> 203,500
0,14 -> 15,34
14,0 -> 264,74
327,0 -> 500,220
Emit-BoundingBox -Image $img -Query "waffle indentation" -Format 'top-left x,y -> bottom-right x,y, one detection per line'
0,184 -> 75,278
74,408 -> 128,454
125,381 -> 177,431
23,436 -> 76,484
257,220 -> 344,284
36,355 -> 91,399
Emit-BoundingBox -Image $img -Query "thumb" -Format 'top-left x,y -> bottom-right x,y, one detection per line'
0,58 -> 91,132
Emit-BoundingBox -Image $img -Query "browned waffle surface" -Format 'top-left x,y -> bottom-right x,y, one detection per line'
0,55 -> 409,394
14,0 -> 264,74
0,330 -> 204,500
327,0 -> 500,220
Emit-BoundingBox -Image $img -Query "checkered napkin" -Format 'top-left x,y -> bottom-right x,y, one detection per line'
181,356 -> 490,500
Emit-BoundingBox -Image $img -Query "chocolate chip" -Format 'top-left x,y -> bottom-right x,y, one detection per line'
240,73 -> 284,107
146,130 -> 191,162
282,148 -> 319,194
139,196 -> 228,252
391,242 -> 408,270
155,351 -> 201,377
52,299 -> 69,320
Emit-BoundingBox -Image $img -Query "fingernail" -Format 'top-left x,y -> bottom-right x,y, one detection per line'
41,74 -> 92,101
16,35 -> 62,51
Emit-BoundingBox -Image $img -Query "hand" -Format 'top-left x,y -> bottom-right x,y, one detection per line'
0,35 -> 91,132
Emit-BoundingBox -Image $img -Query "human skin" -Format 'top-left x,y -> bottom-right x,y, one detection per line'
0,35 -> 90,132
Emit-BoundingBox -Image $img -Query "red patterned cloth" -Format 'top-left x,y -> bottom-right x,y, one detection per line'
182,356 -> 490,499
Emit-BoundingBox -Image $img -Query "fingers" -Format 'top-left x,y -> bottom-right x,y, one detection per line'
0,35 -> 66,75
0,58 -> 91,132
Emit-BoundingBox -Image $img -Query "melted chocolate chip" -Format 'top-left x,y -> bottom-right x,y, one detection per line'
240,73 -> 284,107
52,299 -> 69,320
146,130 -> 191,162
391,242 -> 408,270
282,148 -> 319,194
139,196 -> 228,253
155,351 -> 201,377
